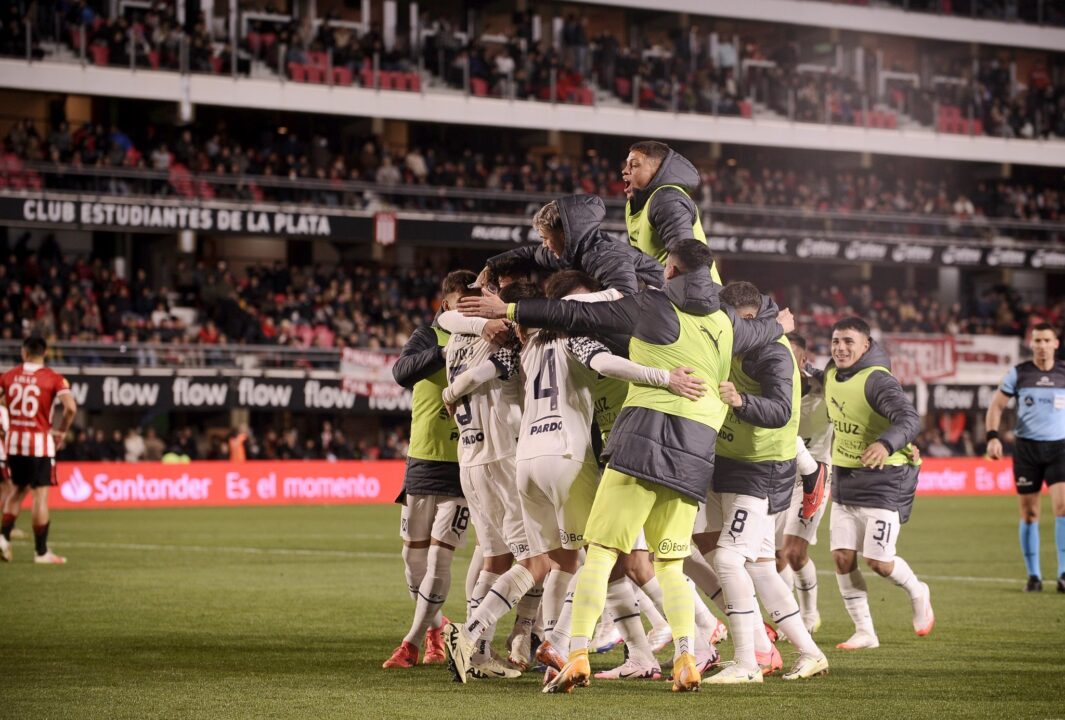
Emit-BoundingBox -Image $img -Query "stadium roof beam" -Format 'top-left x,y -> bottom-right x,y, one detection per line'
578,0 -> 1065,53
3,59 -> 1064,168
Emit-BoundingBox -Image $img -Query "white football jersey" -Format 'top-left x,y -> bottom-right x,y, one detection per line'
515,333 -> 608,463
444,333 -> 522,466
799,375 -> 833,464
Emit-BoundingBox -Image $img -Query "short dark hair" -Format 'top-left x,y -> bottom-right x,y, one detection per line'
22,334 -> 47,357
832,316 -> 871,338
667,239 -> 714,273
489,256 -> 530,284
629,140 -> 670,167
720,281 -> 761,311
441,270 -> 477,298
499,280 -> 544,303
1032,322 -> 1058,337
787,332 -> 807,350
545,270 -> 601,300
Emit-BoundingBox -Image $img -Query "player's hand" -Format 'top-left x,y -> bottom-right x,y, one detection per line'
51,429 -> 67,451
458,289 -> 508,319
986,437 -> 1003,460
481,318 -> 513,347
777,308 -> 795,334
444,401 -> 457,417
719,380 -> 743,408
474,266 -> 493,290
668,367 -> 706,401
910,444 -> 921,463
860,441 -> 890,469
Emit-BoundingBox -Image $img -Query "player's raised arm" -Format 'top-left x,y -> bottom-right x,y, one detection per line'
564,336 -> 706,400
442,348 -> 519,406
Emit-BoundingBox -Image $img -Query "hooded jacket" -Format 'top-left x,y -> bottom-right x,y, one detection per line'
826,340 -> 921,521
713,296 -> 798,513
627,149 -> 702,254
486,195 -> 665,296
392,323 -> 461,498
512,266 -> 783,502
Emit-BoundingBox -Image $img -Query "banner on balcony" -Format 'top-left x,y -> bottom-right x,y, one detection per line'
64,373 -> 412,413
339,348 -> 403,398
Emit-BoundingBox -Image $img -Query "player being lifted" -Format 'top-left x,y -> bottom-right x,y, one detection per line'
775,333 -> 832,632
441,272 -> 706,684
460,240 -> 790,693
382,273 -> 470,670
825,318 -> 933,650
0,335 -> 77,564
986,323 -> 1065,593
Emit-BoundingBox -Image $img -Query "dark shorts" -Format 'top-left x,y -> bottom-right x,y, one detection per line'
7,456 -> 57,489
1013,438 -> 1065,495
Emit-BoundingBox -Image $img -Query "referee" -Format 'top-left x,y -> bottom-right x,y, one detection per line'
986,323 -> 1065,594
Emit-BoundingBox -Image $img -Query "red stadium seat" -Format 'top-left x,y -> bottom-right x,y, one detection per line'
210,55 -> 223,74
361,68 -> 375,87
407,73 -> 420,92
615,77 -> 631,99
89,44 -> 109,65
289,62 -> 306,82
305,66 -> 325,84
392,73 -> 409,91
333,67 -> 353,86
148,50 -> 160,70
739,100 -> 753,118
380,71 -> 397,90
471,77 -> 489,96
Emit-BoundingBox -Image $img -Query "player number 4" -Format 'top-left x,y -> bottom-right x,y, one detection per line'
534,348 -> 559,411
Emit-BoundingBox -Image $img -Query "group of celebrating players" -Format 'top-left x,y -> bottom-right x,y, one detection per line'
383,140 -> 935,692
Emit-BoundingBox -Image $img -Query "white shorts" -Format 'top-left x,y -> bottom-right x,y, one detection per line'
706,492 -> 775,562
460,456 -> 531,560
630,530 -> 649,552
517,456 -> 599,555
774,478 -> 831,547
400,493 -> 470,549
829,503 -> 900,563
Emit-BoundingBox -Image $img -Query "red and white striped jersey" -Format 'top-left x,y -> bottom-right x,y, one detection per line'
0,363 -> 72,458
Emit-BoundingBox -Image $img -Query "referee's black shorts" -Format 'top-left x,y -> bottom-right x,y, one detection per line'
6,456 -> 57,489
1013,437 -> 1065,495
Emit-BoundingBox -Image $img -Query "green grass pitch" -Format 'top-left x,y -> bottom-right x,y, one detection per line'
2,496 -> 1064,719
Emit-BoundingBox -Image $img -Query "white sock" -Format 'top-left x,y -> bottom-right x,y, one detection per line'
837,569 -> 876,635
747,560 -> 821,658
403,545 -> 453,647
779,563 -> 795,591
794,559 -> 819,623
795,436 -> 818,476
512,584 -> 543,636
548,568 -> 581,652
402,544 -> 428,601
542,569 -> 573,637
710,547 -> 759,672
689,578 -> 716,653
753,600 -> 772,655
464,565 -> 536,643
469,570 -> 499,619
693,551 -> 727,613
606,578 -> 655,663
639,577 -> 668,626
888,556 -> 922,599
635,583 -> 669,630
464,545 -> 484,607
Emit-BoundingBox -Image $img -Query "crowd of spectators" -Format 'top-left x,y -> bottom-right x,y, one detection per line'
2,115 -> 1062,237
57,420 -> 410,462
0,240 -> 443,352
7,1 -> 1063,142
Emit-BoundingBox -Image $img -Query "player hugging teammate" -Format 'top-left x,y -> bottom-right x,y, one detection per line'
385,140 -> 934,693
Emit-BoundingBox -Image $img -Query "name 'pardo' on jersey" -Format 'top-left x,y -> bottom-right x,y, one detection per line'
516,333 -> 610,463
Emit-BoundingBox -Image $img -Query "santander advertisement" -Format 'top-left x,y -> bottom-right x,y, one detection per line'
48,461 -> 405,510
36,457 -> 1025,511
